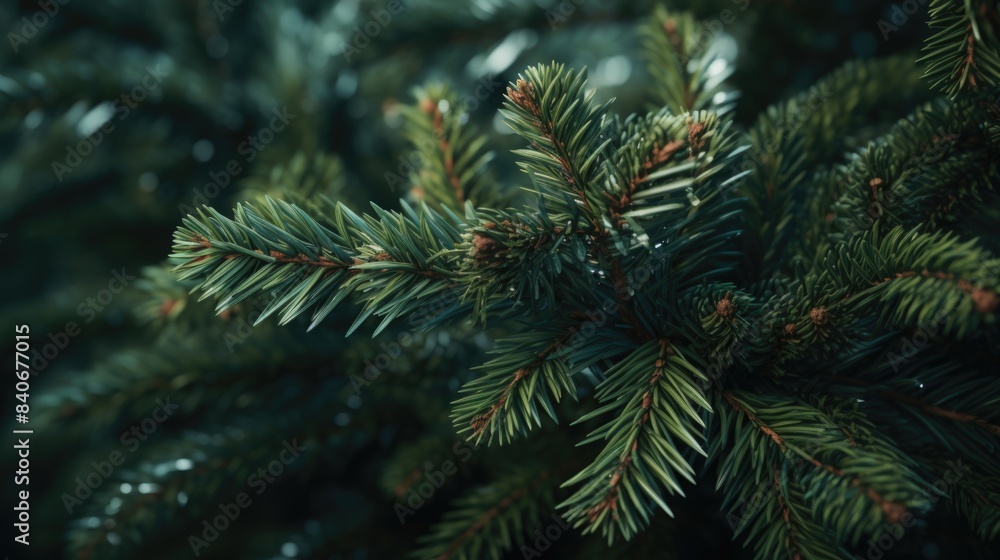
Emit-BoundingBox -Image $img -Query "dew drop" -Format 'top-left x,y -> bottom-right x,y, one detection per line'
686,187 -> 701,207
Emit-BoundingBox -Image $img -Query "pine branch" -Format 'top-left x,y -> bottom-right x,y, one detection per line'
610,109 -> 747,283
413,466 -> 560,560
454,206 -> 595,321
820,349 -> 1000,486
831,98 -> 999,237
712,394 -> 846,560
718,391 -> 931,552
829,376 -> 1000,439
639,7 -> 738,115
938,461 -> 1000,540
502,65 -> 749,339
171,197 -> 468,333
561,340 -> 710,543
667,284 -> 778,379
503,64 -> 665,338
919,0 -> 1000,97
502,63 -> 616,232
398,84 -> 495,212
816,226 -> 999,338
791,400 -> 929,546
453,328 -> 578,446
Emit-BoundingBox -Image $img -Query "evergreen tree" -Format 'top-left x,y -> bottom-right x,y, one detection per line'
5,0 -> 1000,558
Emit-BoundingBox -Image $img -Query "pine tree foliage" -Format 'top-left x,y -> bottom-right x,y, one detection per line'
945,464 -> 1000,540
739,56 -> 932,279
165,2 -> 1000,554
816,349 -> 1000,544
712,392 -> 847,560
15,1 -> 1000,558
830,98 -> 1000,237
